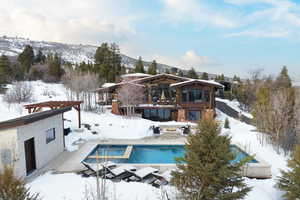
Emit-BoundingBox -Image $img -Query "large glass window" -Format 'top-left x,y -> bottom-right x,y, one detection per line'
182,89 -> 188,102
204,90 -> 210,102
144,109 -> 150,118
143,109 -> 171,121
151,84 -> 173,102
46,128 -> 56,144
188,110 -> 201,121
182,89 -> 203,103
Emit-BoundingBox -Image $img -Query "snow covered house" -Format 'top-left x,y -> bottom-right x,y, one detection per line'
96,73 -> 224,122
0,107 -> 71,177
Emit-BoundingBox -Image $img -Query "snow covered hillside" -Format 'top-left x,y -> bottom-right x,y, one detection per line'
0,81 -> 288,200
0,36 -> 174,72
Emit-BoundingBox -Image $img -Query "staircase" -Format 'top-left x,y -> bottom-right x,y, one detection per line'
216,100 -> 252,125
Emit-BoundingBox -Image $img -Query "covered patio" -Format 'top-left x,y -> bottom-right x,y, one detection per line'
24,101 -> 83,128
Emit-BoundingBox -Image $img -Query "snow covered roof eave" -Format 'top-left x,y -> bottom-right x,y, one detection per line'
170,79 -> 224,88
121,73 -> 153,78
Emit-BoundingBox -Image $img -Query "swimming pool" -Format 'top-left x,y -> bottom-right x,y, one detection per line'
84,144 -> 258,164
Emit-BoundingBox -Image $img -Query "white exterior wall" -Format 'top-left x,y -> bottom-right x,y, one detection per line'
16,114 -> 64,177
0,128 -> 18,174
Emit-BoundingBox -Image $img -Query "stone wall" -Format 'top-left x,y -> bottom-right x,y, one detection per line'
111,100 -> 121,115
177,109 -> 186,122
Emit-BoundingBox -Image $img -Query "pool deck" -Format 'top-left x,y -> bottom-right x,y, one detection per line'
26,132 -> 271,181
55,133 -> 187,173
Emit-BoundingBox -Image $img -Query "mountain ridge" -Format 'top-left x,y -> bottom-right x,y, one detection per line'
0,36 -> 176,73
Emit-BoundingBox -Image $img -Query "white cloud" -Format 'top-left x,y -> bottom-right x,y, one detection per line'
0,0 -> 138,45
161,0 -> 237,28
153,50 -> 217,71
225,0 -> 300,38
226,28 -> 291,38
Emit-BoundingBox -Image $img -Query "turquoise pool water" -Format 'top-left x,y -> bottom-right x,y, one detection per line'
84,144 -> 258,164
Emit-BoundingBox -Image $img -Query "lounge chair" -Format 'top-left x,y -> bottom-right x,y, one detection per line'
81,161 -> 116,177
152,170 -> 172,187
104,165 -> 137,180
127,167 -> 159,182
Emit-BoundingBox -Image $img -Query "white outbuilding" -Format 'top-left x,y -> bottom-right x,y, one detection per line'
0,107 -> 71,177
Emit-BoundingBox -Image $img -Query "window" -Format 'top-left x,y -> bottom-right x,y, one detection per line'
204,90 -> 210,102
182,89 -> 203,103
144,109 -> 150,118
182,89 -> 188,102
188,110 -> 201,121
142,109 -> 171,121
46,128 -> 56,144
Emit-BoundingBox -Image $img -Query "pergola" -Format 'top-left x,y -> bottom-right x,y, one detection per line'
24,101 -> 83,128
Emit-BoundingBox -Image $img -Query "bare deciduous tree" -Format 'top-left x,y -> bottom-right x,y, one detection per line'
63,68 -> 101,111
117,83 -> 145,116
3,81 -> 34,104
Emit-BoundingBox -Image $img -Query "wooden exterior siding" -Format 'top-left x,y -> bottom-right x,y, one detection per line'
176,85 -> 215,109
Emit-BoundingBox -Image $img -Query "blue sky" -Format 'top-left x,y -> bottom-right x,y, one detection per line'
1,0 -> 300,79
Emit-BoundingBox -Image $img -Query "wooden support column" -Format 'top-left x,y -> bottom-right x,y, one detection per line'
209,88 -> 213,109
73,104 -> 81,128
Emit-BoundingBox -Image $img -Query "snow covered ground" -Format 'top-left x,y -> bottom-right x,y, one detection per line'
0,81 -> 288,200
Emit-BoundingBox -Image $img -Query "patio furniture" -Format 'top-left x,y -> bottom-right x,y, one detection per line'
81,161 -> 116,177
181,125 -> 190,135
64,128 -> 71,136
127,167 -> 159,182
105,165 -> 137,181
152,170 -> 172,188
153,126 -> 161,135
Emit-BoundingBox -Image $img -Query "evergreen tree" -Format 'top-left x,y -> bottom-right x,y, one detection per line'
224,117 -> 230,129
233,75 -> 241,82
120,65 -> 126,75
34,49 -> 46,64
277,146 -> 300,199
172,119 -> 251,200
18,45 -> 34,73
187,67 -> 198,79
94,43 -> 122,82
48,53 -> 63,82
201,72 -> 209,80
177,70 -> 184,77
0,55 -> 11,84
275,66 -> 292,88
10,63 -> 24,81
134,56 -> 145,73
215,74 -> 225,81
170,67 -> 178,75
147,60 -> 157,75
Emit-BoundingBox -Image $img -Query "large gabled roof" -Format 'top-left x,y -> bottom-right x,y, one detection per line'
0,107 -> 72,130
131,73 -> 190,83
95,73 -> 224,92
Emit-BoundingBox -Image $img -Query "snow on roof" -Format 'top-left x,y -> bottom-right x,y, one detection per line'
131,73 -> 190,83
102,83 -> 116,88
170,79 -> 224,88
134,167 -> 158,178
121,73 -> 153,78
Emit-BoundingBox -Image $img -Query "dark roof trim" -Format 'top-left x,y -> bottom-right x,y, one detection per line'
0,107 -> 72,130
